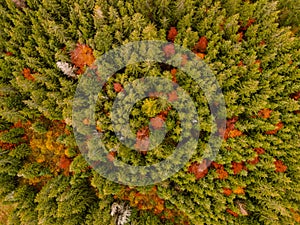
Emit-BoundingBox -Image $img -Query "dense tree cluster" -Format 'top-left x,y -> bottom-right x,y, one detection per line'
0,0 -> 299,224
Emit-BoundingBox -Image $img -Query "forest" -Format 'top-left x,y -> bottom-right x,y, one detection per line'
0,0 -> 299,224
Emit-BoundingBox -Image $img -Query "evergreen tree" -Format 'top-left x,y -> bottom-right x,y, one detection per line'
0,0 -> 299,224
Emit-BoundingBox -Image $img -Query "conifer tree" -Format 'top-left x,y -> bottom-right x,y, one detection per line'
0,0 -> 299,224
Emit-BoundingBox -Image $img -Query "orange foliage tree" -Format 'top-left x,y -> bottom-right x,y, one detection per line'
70,43 -> 95,74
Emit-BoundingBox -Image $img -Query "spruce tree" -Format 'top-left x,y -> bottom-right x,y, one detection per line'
0,0 -> 299,224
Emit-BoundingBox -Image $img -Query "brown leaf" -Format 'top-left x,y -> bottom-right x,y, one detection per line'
12,0 -> 26,8
134,138 -> 150,152
163,44 -> 175,58
237,60 -> 244,67
211,161 -> 223,169
107,151 -> 117,162
222,116 -> 240,139
70,43 -> 95,74
254,59 -> 262,72
238,32 -> 244,42
290,209 -> 300,223
0,141 -> 17,150
226,208 -> 239,217
181,54 -> 188,66
170,68 -> 177,83
246,18 -> 256,27
59,155 -> 71,170
227,129 -> 243,138
194,36 -> 208,53
159,106 -> 171,119
233,187 -> 245,195
168,91 -> 178,102
196,52 -> 205,59
188,159 -> 210,180
293,110 -> 300,115
223,188 -> 232,196
259,40 -> 266,46
290,91 -> 300,100
232,162 -> 246,175
136,127 -> 149,140
258,108 -> 272,119
167,27 -> 178,42
265,121 -> 284,135
113,83 -> 123,93
274,159 -> 287,173
217,168 -> 229,179
83,118 -> 90,125
227,116 -> 239,124
22,68 -> 35,81
96,126 -> 102,132
150,116 -> 165,130
238,18 -> 256,32
247,156 -> 260,165
253,147 -> 265,154
149,91 -> 163,98
211,162 -> 228,179
135,127 -> 150,152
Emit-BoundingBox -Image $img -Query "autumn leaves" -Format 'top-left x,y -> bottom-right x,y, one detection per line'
164,26 -> 208,60
188,110 -> 287,183
22,68 -> 35,81
134,126 -> 150,154
115,186 -> 190,224
186,104 -> 289,218
22,43 -> 96,82
70,43 -> 95,75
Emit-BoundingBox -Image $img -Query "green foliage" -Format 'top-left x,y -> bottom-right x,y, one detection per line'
0,118 -> 11,131
31,122 -> 48,134
0,128 -> 24,144
0,0 -> 299,224
0,173 -> 17,200
91,171 -> 121,197
18,162 -> 51,179
35,175 -> 98,225
8,144 -> 31,160
0,153 -> 22,176
277,0 -> 300,35
69,155 -> 90,174
11,185 -> 38,225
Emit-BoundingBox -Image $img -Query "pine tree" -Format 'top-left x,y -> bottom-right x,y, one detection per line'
0,0 -> 299,224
